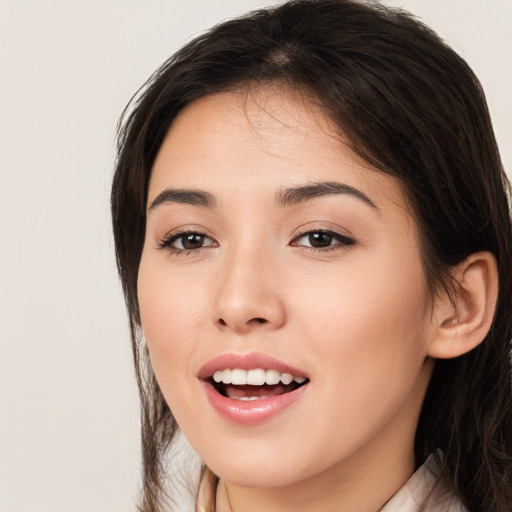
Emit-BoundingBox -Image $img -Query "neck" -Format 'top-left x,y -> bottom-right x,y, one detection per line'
217,436 -> 416,512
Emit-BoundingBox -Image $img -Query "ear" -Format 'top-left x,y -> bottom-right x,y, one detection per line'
428,251 -> 499,359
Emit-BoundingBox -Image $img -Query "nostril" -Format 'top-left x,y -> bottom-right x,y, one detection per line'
216,316 -> 270,330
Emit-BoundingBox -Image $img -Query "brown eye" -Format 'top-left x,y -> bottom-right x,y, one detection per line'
292,230 -> 356,250
181,233 -> 206,250
308,232 -> 334,248
160,231 -> 215,252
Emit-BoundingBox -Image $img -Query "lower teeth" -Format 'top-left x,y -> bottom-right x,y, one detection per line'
236,396 -> 270,401
212,380 -> 308,400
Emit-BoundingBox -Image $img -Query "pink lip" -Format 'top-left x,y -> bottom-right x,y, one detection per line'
198,352 -> 308,380
201,380 -> 309,425
198,352 -> 309,425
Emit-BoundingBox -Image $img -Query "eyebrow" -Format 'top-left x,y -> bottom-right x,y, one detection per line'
277,181 -> 377,209
148,181 -> 377,212
148,188 -> 216,211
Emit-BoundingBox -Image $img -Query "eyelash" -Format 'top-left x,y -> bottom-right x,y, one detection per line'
157,228 -> 355,255
290,229 -> 356,252
157,230 -> 217,255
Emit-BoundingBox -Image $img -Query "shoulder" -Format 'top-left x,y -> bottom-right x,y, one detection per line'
381,453 -> 468,512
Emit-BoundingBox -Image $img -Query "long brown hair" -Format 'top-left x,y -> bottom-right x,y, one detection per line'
111,1 -> 512,510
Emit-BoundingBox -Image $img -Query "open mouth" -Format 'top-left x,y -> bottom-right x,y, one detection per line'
209,368 -> 309,401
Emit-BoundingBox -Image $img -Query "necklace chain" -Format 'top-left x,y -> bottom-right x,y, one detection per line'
224,480 -> 234,512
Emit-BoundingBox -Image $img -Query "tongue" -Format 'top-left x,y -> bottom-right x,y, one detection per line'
225,383 -> 294,399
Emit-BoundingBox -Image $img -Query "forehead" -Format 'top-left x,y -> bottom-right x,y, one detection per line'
148,87 -> 409,216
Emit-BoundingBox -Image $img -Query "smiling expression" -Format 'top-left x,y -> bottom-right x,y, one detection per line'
137,88 -> 436,490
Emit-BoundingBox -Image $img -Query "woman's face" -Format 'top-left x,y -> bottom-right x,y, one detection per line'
138,89 -> 436,488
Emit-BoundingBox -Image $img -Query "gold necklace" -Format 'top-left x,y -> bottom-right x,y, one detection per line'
225,481 -> 234,512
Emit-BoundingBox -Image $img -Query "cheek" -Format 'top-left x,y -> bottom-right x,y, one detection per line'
281,256 -> 431,466
293,249 -> 430,385
137,254 -> 207,391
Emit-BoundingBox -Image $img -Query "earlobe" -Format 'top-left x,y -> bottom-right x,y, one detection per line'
427,252 -> 499,359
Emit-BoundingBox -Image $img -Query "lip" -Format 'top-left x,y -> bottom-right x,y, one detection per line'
198,352 -> 309,425
201,379 -> 309,425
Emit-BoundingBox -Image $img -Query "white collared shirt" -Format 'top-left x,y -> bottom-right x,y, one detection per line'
381,454 -> 467,511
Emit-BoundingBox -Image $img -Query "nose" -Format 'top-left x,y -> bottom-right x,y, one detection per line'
212,247 -> 286,334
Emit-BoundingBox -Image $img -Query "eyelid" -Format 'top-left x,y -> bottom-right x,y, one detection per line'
291,222 -> 354,240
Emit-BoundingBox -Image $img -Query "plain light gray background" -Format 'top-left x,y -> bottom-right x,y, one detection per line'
1,1 -> 510,511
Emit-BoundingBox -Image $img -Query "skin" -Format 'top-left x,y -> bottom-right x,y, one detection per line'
138,88 -> 442,512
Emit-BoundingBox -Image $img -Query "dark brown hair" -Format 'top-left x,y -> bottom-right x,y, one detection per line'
111,1 -> 512,510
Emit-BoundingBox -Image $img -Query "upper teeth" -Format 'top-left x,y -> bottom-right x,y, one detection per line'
212,368 -> 306,386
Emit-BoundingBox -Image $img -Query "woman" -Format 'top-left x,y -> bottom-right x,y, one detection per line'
111,1 -> 512,510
